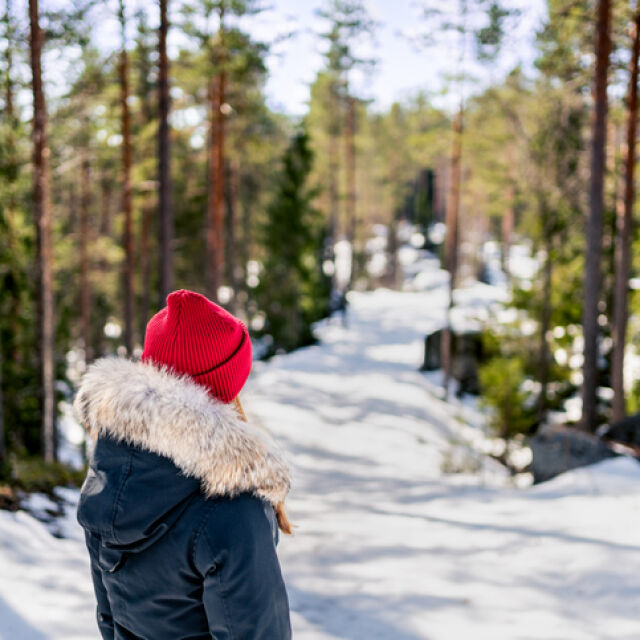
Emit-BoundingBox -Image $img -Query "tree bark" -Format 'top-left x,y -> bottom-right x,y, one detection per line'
225,160 -> 239,312
328,76 -> 340,251
119,0 -> 135,354
139,203 -> 152,338
29,0 -> 56,462
501,183 -> 515,279
158,0 -> 173,303
538,197 -> 552,423
80,151 -> 92,363
345,94 -> 357,284
345,94 -> 357,245
100,175 -> 112,236
581,0 -> 611,432
207,6 -> 226,302
442,103 -> 463,399
612,8 -> 640,423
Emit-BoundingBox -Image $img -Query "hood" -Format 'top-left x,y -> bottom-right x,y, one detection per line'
73,357 -> 290,551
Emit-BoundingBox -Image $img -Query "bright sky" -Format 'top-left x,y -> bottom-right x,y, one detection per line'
239,0 -> 549,116
28,0 -> 548,117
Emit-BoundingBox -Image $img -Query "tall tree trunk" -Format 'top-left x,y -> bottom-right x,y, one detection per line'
1,0 -> 15,463
225,160 -> 239,312
158,0 -> 173,302
581,0 -> 611,432
80,152 -> 92,363
4,0 -> 14,123
538,198 -> 552,423
0,335 -> 3,464
207,7 -> 226,302
501,183 -> 515,279
345,94 -> 357,283
328,77 -> 340,252
239,170 -> 253,306
29,0 -> 56,462
100,175 -> 112,236
139,203 -> 152,337
612,8 -> 640,423
442,103 -> 463,400
119,0 -> 135,354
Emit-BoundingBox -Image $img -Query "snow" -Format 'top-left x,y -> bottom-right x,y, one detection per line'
2,285 -> 640,639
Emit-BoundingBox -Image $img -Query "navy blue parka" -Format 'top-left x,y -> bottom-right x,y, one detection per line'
73,356 -> 292,640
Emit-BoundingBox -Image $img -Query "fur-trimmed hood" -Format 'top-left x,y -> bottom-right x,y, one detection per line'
73,356 -> 290,507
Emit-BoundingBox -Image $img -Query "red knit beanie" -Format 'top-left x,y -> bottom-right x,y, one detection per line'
141,289 -> 252,403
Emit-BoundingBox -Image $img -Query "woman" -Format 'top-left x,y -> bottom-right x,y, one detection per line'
73,289 -> 292,639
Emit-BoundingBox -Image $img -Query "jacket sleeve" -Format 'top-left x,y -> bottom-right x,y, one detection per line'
84,530 -> 115,640
194,495 -> 292,640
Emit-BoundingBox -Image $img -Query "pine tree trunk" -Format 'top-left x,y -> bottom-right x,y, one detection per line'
29,0 -> 56,462
139,203 -> 152,337
225,160 -> 239,312
538,197 -> 552,423
158,0 -> 173,302
1,0 -> 15,463
328,78 -> 340,250
501,183 -> 515,278
80,152 -> 92,363
0,335 -> 3,463
442,103 -> 463,400
119,0 -> 135,354
100,175 -> 112,236
581,0 -> 611,432
345,95 -> 357,245
207,7 -> 226,302
612,9 -> 640,424
345,95 -> 357,284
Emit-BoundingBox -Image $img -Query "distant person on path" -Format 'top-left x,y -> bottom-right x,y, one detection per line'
331,288 -> 349,327
73,289 -> 292,640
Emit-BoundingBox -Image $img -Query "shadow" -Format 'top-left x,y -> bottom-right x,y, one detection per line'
0,593 -> 49,640
288,585 -> 456,640
353,507 -> 640,555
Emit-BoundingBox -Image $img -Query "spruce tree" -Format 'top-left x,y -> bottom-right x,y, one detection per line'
257,131 -> 331,354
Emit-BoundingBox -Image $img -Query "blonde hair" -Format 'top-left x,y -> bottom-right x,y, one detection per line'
234,396 -> 293,535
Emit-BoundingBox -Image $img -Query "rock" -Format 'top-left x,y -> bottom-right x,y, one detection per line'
601,413 -> 640,452
530,426 -> 617,484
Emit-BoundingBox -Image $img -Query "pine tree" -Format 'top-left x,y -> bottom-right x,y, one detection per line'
257,132 -> 331,354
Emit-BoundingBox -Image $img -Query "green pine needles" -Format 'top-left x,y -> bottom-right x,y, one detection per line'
256,131 -> 331,356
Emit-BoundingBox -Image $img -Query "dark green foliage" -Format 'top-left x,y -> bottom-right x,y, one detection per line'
475,2 -> 520,62
10,457 -> 86,494
256,131 -> 331,354
478,356 -> 535,439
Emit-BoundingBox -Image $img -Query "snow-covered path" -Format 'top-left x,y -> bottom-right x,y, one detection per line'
247,290 -> 640,640
1,289 -> 640,639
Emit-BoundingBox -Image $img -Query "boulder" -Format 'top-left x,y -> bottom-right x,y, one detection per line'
530,425 -> 617,484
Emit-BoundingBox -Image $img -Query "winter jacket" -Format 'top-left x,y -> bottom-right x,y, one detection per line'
73,357 -> 292,640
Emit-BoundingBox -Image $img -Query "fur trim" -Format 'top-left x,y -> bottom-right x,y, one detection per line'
73,357 -> 290,506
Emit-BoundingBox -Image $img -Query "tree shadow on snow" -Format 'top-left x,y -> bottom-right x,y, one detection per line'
0,593 -> 49,640
288,585 -> 461,640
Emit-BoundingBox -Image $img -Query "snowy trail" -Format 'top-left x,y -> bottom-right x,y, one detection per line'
1,288 -> 640,639
246,290 -> 640,640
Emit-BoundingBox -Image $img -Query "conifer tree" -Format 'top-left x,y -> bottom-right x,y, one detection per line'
257,132 -> 331,354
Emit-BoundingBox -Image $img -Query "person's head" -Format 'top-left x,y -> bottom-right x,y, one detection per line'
140,289 -> 293,534
141,289 -> 252,403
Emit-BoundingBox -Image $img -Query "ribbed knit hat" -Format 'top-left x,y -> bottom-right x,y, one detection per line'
141,289 -> 252,403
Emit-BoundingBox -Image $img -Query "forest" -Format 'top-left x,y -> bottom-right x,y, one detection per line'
4,1 -> 640,638
0,0 -> 639,477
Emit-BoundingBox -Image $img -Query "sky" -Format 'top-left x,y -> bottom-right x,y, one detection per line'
24,0 -> 548,117
236,0 -> 549,116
